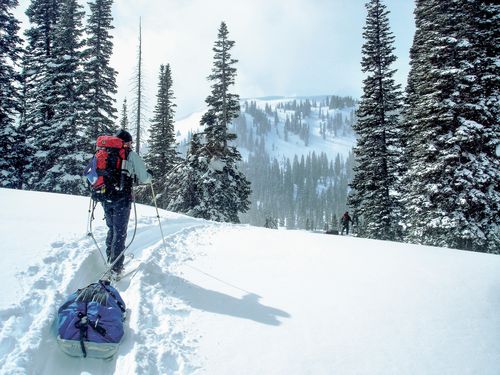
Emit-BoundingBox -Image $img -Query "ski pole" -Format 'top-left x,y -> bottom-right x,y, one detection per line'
87,196 -> 107,265
150,181 -> 168,252
86,196 -> 93,233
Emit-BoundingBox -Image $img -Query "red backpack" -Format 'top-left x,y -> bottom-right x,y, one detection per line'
84,136 -> 131,201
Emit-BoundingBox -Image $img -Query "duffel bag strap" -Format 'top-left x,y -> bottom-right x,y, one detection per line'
89,315 -> 107,337
74,307 -> 109,358
75,310 -> 89,358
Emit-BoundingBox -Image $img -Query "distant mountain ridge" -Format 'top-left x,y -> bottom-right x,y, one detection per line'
177,95 -> 357,163
174,95 -> 358,229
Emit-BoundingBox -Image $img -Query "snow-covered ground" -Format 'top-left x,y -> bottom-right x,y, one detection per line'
1,188 -> 499,374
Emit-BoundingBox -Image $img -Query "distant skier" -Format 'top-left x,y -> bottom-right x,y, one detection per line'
340,211 -> 353,235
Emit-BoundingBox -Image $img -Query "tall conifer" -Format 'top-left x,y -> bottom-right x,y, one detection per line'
147,64 -> 177,173
146,63 -> 179,206
0,0 -> 23,188
82,0 -> 117,150
195,22 -> 250,223
120,98 -> 129,130
22,0 -> 61,188
402,0 -> 499,252
349,0 -> 402,240
39,0 -> 87,194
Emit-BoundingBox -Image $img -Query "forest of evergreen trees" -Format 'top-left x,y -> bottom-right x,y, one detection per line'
232,98 -> 356,230
0,0 -> 498,253
349,0 -> 499,253
0,1 -> 250,224
1,0 -> 117,195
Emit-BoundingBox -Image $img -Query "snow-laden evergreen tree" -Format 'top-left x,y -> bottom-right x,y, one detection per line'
402,0 -> 499,252
203,22 -> 241,150
348,0 -> 402,240
167,132 -> 204,215
36,0 -> 87,194
199,113 -> 251,223
0,0 -> 23,188
120,98 -> 129,130
192,22 -> 250,223
82,0 -> 117,151
22,0 -> 61,188
145,64 -> 180,207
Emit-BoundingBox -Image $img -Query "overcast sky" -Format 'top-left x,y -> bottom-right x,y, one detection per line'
15,0 -> 416,119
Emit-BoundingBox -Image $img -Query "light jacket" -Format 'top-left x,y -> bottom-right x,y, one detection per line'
125,150 -> 152,184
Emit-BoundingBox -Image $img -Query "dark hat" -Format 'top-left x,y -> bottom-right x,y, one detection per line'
115,129 -> 133,143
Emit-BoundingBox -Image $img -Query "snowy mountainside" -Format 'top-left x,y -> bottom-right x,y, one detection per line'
175,95 -> 358,229
237,96 -> 356,162
1,188 -> 499,375
176,95 -> 357,162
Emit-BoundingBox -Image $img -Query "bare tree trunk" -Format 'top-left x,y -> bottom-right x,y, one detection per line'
135,18 -> 142,154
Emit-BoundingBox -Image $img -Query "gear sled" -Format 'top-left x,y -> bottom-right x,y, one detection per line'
56,280 -> 127,359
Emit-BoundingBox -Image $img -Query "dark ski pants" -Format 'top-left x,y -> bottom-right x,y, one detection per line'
341,224 -> 350,235
102,197 -> 131,272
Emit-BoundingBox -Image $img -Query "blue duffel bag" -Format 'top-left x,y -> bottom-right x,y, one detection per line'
57,280 -> 126,359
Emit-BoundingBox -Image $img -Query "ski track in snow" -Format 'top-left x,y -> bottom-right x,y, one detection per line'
0,213 -> 215,375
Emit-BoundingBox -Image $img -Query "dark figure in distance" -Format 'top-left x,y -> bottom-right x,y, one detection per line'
340,211 -> 353,235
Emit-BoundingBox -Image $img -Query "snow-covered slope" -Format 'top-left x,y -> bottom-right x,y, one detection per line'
1,188 -> 499,374
174,96 -> 356,161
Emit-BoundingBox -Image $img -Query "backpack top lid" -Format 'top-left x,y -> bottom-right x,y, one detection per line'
96,135 -> 124,149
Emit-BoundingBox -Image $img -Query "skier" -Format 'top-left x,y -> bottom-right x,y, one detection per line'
340,211 -> 353,235
102,129 -> 152,275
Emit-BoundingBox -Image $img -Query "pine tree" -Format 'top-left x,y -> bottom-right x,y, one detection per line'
120,98 -> 129,130
191,22 -> 250,223
38,0 -> 87,194
203,22 -> 241,151
0,0 -> 23,188
402,0 -> 499,252
465,1 -> 500,252
82,0 -> 117,151
145,63 -> 180,206
22,0 -> 61,189
348,0 -> 403,240
167,132 -> 204,215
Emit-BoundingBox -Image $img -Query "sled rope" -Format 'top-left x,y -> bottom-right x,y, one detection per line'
183,264 -> 252,294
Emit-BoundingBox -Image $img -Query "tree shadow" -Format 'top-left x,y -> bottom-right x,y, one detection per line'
165,274 -> 291,326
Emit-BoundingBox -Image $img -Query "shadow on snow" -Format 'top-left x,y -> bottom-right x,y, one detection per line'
165,273 -> 291,326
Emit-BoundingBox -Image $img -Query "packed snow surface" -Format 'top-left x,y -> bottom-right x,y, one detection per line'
0,188 -> 499,374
